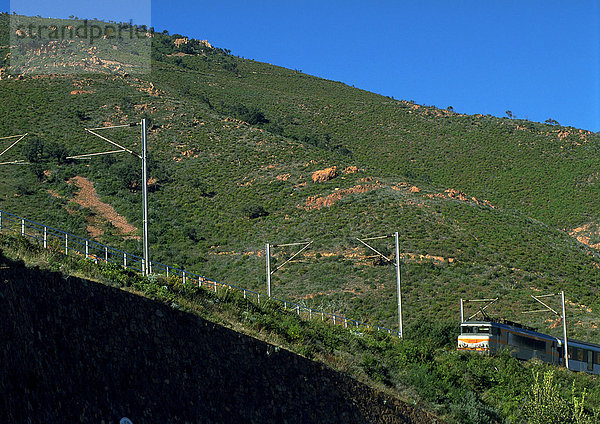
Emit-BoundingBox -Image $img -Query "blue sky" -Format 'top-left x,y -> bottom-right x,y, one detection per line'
5,0 -> 600,131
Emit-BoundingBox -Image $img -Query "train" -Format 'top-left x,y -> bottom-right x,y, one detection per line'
457,319 -> 600,374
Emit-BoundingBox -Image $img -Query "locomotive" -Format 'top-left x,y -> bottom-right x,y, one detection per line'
458,319 -> 600,374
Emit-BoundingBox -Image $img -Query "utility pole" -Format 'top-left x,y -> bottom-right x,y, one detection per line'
526,291 -> 569,370
76,119 -> 151,275
394,231 -> 403,338
266,242 -> 271,297
356,233 -> 403,338
141,119 -> 150,276
561,291 -> 569,369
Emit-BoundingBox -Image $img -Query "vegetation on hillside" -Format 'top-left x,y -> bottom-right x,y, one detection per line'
2,233 -> 599,423
0,12 -> 599,342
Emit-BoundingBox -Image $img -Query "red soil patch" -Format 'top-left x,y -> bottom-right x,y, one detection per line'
568,223 -> 600,249
425,188 -> 495,208
68,176 -> 139,239
304,184 -> 381,210
401,252 -> 454,264
342,166 -> 361,174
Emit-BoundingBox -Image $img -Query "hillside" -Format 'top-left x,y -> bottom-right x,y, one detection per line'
0,13 -> 599,341
0,243 -> 436,423
2,234 -> 600,423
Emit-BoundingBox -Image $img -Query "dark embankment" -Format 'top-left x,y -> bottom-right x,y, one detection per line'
0,253 -> 437,424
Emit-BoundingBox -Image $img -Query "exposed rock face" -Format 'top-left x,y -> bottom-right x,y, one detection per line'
312,166 -> 338,183
0,255 -> 438,424
174,37 -> 188,48
304,184 -> 381,210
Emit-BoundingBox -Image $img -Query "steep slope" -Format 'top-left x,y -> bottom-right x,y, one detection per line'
2,234 -> 600,423
0,13 -> 599,340
0,251 -> 436,423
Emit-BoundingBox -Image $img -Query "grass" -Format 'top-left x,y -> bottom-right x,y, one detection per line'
2,233 -> 599,423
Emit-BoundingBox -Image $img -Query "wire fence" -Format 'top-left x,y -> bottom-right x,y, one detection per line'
0,209 -> 401,337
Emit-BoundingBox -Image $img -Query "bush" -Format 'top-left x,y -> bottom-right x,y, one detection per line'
522,370 -> 595,424
449,391 -> 501,424
242,204 -> 268,219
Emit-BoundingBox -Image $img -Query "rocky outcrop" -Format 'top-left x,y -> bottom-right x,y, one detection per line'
312,166 -> 338,183
174,37 -> 188,48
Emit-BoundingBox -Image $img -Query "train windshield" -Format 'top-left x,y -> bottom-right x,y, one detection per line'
461,325 -> 491,334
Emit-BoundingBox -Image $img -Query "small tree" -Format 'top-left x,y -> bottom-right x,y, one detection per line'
505,110 -> 514,119
45,141 -> 68,164
30,163 -> 45,181
242,204 -> 268,219
23,138 -> 44,163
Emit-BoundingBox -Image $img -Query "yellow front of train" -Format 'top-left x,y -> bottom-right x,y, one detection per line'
457,323 -> 491,353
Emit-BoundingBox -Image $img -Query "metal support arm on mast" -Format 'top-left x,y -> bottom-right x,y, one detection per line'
0,133 -> 29,165
265,240 -> 312,298
356,233 -> 403,337
82,120 -> 150,276
524,291 -> 569,370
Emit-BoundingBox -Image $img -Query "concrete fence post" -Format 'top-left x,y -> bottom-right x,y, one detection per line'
124,253 -> 127,269
21,219 -> 25,236
65,233 -> 68,255
85,240 -> 89,258
43,227 -> 47,248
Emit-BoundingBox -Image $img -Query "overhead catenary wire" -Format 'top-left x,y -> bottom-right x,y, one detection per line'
359,235 -> 392,241
273,241 -> 312,248
0,159 -> 29,165
86,123 -> 136,131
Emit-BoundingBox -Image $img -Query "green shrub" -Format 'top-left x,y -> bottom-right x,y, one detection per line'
522,370 -> 596,424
